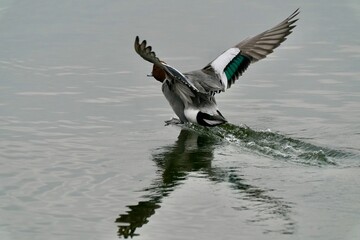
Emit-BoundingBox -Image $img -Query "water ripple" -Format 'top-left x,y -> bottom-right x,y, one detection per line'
0,59 -> 130,77
116,128 -> 296,238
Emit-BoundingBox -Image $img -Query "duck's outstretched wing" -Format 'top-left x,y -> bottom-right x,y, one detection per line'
134,36 -> 164,67
134,36 -> 199,92
199,8 -> 299,91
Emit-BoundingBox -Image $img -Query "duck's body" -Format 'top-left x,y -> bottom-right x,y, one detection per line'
134,9 -> 299,127
162,75 -> 226,126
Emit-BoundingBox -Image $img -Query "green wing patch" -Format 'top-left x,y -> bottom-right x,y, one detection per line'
224,53 -> 251,88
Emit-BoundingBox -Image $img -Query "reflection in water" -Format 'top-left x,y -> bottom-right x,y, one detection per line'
116,128 -> 295,238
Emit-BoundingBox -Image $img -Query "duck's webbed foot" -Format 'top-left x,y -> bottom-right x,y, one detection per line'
165,117 -> 183,126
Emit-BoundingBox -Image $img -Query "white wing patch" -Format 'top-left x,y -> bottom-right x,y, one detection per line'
210,48 -> 240,90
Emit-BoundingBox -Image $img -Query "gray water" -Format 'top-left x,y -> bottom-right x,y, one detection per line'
1,1 -> 360,239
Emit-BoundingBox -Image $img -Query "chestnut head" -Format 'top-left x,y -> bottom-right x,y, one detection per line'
150,64 -> 166,83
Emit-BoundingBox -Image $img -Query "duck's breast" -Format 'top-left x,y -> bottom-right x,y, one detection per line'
162,81 -> 187,122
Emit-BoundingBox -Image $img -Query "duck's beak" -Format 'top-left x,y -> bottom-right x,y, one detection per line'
147,73 -> 153,77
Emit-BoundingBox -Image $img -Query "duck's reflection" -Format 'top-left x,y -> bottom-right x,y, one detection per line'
116,128 -> 294,238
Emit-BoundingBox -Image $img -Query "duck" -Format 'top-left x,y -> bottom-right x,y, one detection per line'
134,9 -> 299,127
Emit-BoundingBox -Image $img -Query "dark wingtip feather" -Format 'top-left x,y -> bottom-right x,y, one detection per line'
134,36 -> 163,66
290,8 -> 300,19
134,36 -> 140,52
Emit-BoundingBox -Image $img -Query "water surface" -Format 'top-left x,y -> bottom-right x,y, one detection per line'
0,1 -> 359,240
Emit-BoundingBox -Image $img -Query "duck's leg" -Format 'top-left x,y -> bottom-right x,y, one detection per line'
165,117 -> 183,126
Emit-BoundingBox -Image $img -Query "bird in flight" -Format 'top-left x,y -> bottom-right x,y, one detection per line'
134,9 -> 299,127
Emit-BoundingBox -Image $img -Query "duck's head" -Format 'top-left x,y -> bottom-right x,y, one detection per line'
148,64 -> 166,83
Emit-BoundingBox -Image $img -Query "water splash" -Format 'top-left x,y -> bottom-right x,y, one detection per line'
184,123 -> 353,166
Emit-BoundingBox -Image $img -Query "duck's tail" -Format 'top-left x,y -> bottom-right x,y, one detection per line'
185,108 -> 227,127
196,110 -> 227,127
